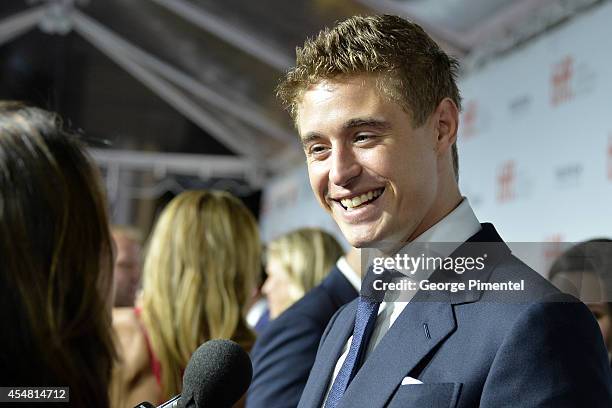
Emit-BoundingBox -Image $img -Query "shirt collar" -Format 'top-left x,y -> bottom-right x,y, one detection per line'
393,197 -> 482,281
412,197 -> 481,249
336,256 -> 361,292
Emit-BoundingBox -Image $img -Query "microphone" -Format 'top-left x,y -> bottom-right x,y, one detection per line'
180,339 -> 252,407
134,339 -> 252,408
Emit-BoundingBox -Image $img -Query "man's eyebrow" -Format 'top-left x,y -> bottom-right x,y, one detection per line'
300,133 -> 323,149
343,118 -> 391,130
299,118 -> 390,148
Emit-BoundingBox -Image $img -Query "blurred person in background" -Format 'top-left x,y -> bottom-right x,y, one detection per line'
111,225 -> 143,307
111,190 -> 261,407
0,102 -> 116,407
246,267 -> 271,334
248,247 -> 359,408
262,228 -> 344,319
549,239 -> 612,360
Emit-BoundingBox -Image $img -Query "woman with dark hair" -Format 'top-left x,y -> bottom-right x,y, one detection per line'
0,102 -> 116,407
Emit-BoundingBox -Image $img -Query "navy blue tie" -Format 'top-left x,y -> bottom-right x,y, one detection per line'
324,269 -> 393,408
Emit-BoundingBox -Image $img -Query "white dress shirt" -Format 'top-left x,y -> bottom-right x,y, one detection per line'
336,256 -> 361,292
323,198 -> 481,403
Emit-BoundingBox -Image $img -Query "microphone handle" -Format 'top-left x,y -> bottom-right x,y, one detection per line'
133,394 -> 181,408
158,394 -> 181,408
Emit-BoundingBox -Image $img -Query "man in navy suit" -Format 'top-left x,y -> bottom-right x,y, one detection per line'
274,14 -> 612,407
247,251 -> 360,408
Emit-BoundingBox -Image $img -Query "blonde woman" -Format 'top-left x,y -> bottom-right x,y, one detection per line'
262,228 -> 343,319
111,190 -> 260,407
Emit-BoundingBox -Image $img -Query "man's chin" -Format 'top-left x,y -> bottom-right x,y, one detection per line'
340,226 -> 379,248
340,225 -> 403,252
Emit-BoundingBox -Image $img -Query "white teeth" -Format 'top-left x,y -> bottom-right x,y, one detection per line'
340,188 -> 384,209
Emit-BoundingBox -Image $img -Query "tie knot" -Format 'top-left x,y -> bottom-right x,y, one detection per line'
360,266 -> 402,303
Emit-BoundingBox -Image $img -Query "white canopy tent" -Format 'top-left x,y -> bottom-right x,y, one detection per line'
0,0 -> 601,226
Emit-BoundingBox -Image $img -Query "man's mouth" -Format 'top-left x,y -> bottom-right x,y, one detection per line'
337,188 -> 385,210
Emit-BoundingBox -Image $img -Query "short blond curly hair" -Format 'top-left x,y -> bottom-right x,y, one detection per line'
277,14 -> 462,178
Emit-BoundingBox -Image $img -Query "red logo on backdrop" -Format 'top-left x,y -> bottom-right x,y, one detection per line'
462,100 -> 478,138
543,234 -> 564,263
497,161 -> 515,203
550,56 -> 574,107
608,134 -> 612,181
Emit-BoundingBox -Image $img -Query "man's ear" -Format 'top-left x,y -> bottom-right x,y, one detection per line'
433,97 -> 459,156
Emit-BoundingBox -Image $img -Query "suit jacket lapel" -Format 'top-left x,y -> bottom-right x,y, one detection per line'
299,300 -> 357,408
304,224 -> 510,408
338,299 -> 456,408
337,223 -> 510,407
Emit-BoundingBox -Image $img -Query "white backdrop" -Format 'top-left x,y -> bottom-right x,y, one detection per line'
458,1 -> 612,244
259,2 -> 612,271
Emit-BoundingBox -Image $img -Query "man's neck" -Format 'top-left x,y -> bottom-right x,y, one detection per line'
407,193 -> 463,243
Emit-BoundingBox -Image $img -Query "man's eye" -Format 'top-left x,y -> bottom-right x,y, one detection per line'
355,134 -> 374,143
309,145 -> 329,155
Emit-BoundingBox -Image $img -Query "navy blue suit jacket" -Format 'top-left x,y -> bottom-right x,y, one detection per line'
247,266 -> 358,408
298,224 -> 612,408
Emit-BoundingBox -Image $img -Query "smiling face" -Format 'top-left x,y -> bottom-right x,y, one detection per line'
297,75 -> 459,249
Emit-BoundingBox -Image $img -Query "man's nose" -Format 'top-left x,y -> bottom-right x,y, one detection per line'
329,146 -> 361,187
